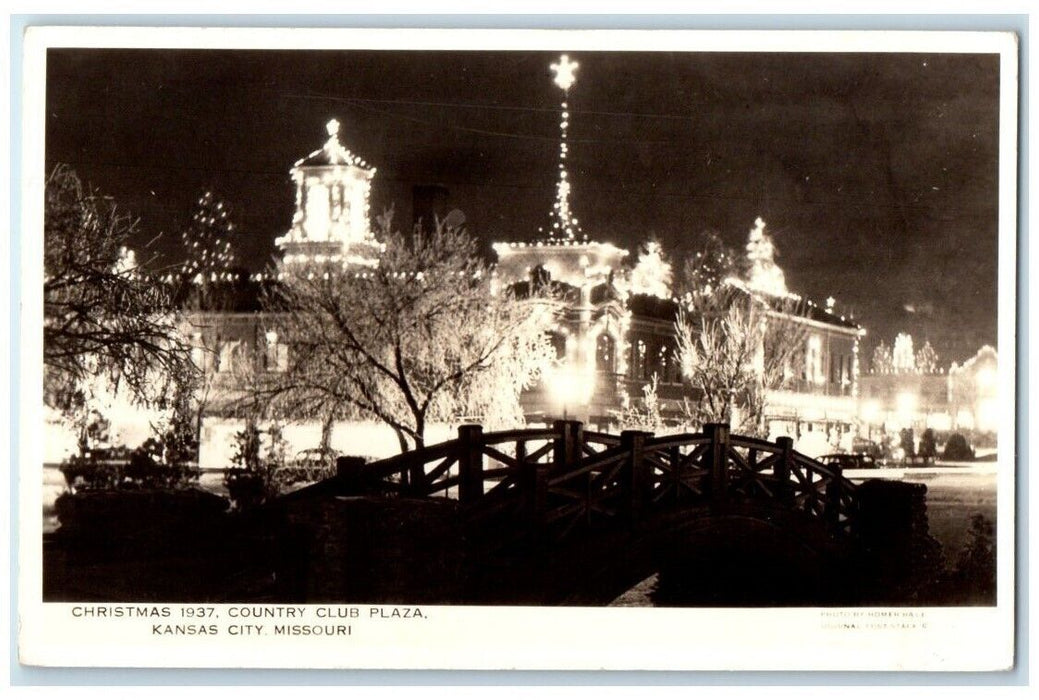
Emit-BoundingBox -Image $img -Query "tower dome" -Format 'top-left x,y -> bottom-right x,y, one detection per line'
275,119 -> 381,267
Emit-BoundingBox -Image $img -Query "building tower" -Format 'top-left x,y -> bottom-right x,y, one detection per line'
492,55 -> 630,424
276,118 -> 381,267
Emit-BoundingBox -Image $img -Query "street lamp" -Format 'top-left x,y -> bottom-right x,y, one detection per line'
896,391 -> 918,427
549,365 -> 594,421
861,399 -> 881,440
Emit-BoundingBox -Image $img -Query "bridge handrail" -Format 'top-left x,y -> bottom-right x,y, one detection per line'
729,434 -> 785,453
361,440 -> 458,482
643,432 -> 710,450
334,420 -> 861,539
791,452 -> 854,488
480,427 -> 558,444
583,430 -> 622,447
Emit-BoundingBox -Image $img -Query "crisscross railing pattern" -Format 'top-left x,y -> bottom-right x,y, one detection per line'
337,420 -> 858,543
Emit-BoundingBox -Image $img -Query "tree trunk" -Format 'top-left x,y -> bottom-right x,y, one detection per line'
413,413 -> 426,452
393,426 -> 410,454
319,412 -> 334,453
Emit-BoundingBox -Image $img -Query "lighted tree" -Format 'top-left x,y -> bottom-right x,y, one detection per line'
253,214 -> 559,452
43,164 -> 196,415
915,340 -> 940,374
674,237 -> 807,435
871,341 -> 894,375
676,231 -> 739,301
629,238 -> 673,299
744,217 -> 787,296
676,288 -> 807,435
180,189 -> 237,280
617,374 -> 666,434
893,332 -> 915,373
169,189 -> 250,454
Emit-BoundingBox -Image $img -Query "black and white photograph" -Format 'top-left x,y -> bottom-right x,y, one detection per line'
18,27 -> 1017,670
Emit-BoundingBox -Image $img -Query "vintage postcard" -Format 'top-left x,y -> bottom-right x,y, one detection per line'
17,26 -> 1018,671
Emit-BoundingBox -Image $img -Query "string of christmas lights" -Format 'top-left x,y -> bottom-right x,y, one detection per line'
542,54 -> 586,242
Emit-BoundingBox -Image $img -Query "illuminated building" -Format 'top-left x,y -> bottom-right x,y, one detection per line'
170,52 -> 869,463
858,339 -> 998,442
948,345 -> 999,433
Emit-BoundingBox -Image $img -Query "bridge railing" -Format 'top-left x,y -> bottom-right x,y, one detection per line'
336,420 -> 857,540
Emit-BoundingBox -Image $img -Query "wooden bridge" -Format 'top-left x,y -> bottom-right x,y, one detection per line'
269,421 -> 881,604
331,420 -> 857,541
45,422 -> 936,606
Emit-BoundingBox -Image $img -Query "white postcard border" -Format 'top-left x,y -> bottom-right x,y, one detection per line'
16,26 -> 1020,672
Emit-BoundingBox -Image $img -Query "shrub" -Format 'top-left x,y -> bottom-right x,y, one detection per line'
123,439 -> 200,489
942,433 -> 975,462
53,488 -> 229,553
952,514 -> 996,603
223,422 -> 288,510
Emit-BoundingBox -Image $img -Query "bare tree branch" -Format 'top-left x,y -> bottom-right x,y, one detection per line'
248,219 -> 559,452
43,164 -> 198,414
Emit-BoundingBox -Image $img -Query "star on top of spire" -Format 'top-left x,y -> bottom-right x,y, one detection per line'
550,54 -> 579,92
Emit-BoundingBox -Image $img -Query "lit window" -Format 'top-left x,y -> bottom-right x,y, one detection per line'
216,340 -> 241,374
658,344 -> 670,382
806,335 -> 822,384
264,331 -> 289,372
595,333 -> 615,373
304,183 -> 330,240
634,339 -> 648,380
190,332 -> 205,371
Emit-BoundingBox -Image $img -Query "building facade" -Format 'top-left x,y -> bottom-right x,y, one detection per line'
176,119 -> 868,464
858,344 -> 1000,442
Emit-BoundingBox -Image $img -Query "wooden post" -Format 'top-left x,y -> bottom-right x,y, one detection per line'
552,420 -> 582,471
706,423 -> 730,506
775,436 -> 794,506
335,456 -> 367,494
669,444 -> 682,504
621,430 -> 652,526
825,464 -> 843,532
457,424 -> 484,505
554,419 -> 585,522
518,440 -> 548,534
406,457 -> 423,495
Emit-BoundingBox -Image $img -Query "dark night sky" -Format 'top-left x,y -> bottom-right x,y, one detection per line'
44,49 -> 1001,365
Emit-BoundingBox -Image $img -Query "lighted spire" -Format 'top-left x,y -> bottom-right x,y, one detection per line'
545,54 -> 585,242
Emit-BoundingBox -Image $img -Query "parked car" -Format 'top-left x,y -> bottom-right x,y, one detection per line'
276,448 -> 340,486
817,453 -> 878,470
850,437 -> 884,461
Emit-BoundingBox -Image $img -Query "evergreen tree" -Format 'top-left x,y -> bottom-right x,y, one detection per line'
744,217 -> 787,296
872,341 -> 894,375
629,238 -> 673,299
893,332 -> 916,372
676,231 -> 739,303
181,190 -> 237,279
915,340 -> 940,374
